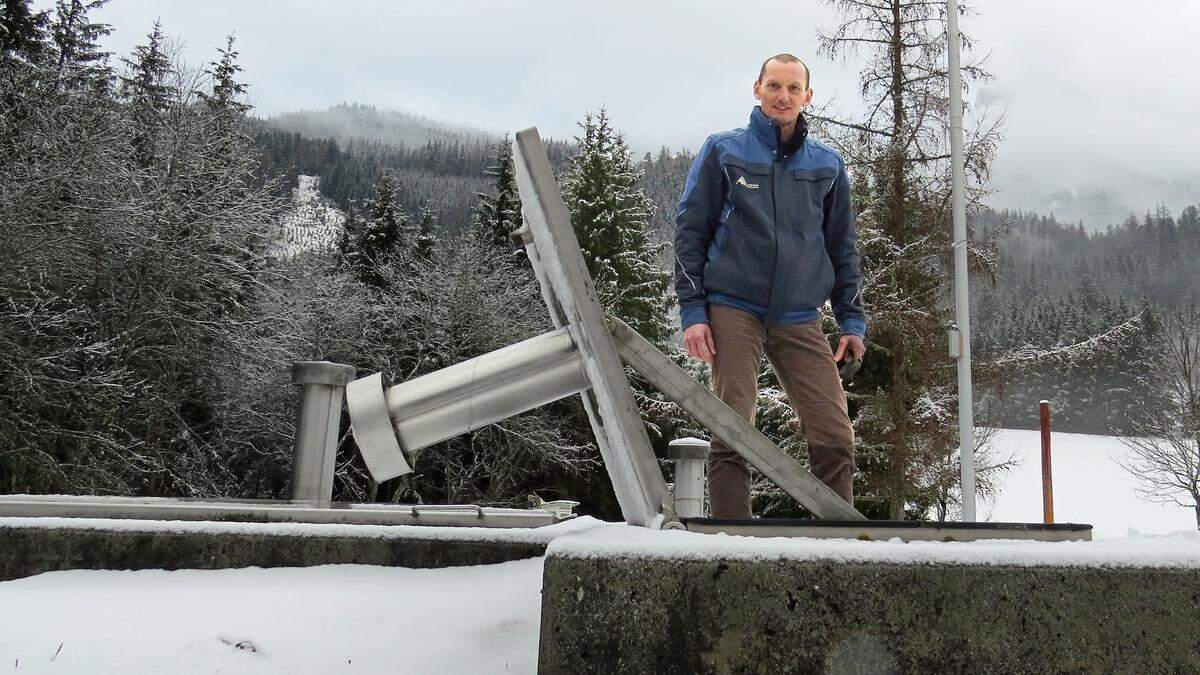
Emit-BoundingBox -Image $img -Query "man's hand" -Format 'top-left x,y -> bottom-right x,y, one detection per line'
684,323 -> 716,364
833,334 -> 865,363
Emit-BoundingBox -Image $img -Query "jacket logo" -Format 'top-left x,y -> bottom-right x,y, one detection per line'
735,176 -> 759,190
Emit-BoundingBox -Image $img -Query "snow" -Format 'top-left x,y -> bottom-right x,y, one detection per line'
982,428 -> 1196,538
0,512 -> 603,544
545,522 -> 1200,568
0,560 -> 544,674
270,174 -> 345,258
1,428 -> 1196,672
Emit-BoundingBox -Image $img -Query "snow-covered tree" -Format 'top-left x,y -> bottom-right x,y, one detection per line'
413,206 -> 436,262
560,108 -> 674,348
0,0 -> 48,64
474,133 -> 522,250
344,170 -> 409,288
118,20 -> 170,168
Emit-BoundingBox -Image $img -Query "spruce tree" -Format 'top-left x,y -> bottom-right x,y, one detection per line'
119,20 -> 170,168
47,0 -> 111,92
346,170 -> 406,288
199,34 -> 249,117
413,206 -> 436,262
560,108 -> 673,347
0,0 -> 48,63
474,133 -> 523,249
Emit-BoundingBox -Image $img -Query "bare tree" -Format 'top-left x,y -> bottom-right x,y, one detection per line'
1118,307 -> 1200,528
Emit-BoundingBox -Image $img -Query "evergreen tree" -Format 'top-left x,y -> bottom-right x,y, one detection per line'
345,170 -> 406,288
48,0 -> 110,92
0,0 -> 47,63
560,108 -> 674,347
474,133 -> 522,249
119,20 -> 170,167
199,34 -> 249,117
413,206 -> 436,262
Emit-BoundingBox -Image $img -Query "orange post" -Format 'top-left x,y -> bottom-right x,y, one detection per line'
1039,400 -> 1054,524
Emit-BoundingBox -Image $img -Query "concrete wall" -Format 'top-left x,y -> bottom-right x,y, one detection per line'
0,524 -> 546,582
540,554 -> 1200,674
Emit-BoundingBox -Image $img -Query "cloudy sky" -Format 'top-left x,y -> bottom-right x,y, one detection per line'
86,0 -> 1200,227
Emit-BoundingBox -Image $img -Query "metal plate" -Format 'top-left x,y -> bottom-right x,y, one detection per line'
686,517 -> 1092,542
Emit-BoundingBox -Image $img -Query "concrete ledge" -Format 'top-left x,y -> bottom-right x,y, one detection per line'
0,516 -> 599,582
539,532 -> 1200,673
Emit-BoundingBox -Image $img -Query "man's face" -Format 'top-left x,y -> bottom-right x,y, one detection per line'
753,60 -> 813,126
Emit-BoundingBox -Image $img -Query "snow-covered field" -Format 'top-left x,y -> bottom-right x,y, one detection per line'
1,427 -> 1195,674
983,428 -> 1196,538
0,560 -> 544,674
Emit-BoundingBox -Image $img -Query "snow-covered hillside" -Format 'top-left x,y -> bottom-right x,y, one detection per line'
270,175 -> 345,259
984,428 -> 1196,538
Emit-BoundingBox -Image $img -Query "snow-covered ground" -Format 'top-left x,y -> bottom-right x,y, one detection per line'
1,427 -> 1195,673
983,428 -> 1196,538
0,560 -> 544,674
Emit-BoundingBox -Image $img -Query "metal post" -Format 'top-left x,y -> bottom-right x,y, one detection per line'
668,438 -> 709,519
291,361 -> 357,503
1040,400 -> 1054,524
947,0 -> 977,521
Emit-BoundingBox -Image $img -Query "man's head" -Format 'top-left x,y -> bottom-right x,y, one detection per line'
753,54 -> 813,127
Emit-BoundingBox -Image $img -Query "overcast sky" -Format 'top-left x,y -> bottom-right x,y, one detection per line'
86,0 -> 1200,227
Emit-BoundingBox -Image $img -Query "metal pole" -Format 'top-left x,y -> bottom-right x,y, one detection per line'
947,0 -> 976,521
1040,400 -> 1054,524
291,361 -> 357,503
668,437 -> 710,519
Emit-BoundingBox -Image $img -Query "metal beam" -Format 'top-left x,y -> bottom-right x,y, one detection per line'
0,495 -> 567,528
608,317 -> 866,521
512,128 -> 676,528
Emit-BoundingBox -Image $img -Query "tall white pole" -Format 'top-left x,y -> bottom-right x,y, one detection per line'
947,0 -> 976,521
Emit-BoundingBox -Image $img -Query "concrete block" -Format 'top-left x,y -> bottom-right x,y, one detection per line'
539,554 -> 1200,673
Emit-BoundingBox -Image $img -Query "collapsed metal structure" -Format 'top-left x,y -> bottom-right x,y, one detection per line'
347,128 -> 865,529
0,128 -> 1090,543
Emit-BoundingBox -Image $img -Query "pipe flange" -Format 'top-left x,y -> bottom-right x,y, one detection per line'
346,372 -> 414,481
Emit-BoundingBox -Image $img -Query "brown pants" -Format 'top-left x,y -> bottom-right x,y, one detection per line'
708,304 -> 856,518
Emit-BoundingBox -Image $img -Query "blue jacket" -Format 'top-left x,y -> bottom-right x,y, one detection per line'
674,107 -> 866,338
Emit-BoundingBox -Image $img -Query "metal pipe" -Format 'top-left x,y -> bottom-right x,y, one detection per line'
1040,400 -> 1055,524
947,0 -> 977,521
290,361 -> 357,503
382,327 -> 589,454
668,437 -> 709,519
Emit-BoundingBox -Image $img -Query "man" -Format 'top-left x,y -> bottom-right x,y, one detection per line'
674,53 -> 866,518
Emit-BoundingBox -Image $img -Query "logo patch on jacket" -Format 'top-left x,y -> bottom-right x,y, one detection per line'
735,176 -> 759,190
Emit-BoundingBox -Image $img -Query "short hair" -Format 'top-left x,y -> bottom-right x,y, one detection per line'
757,53 -> 811,90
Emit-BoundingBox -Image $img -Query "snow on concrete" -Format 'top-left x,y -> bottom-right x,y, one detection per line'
545,522 -> 1200,568
0,513 -> 604,545
983,428 -> 1196,538
0,559 -> 544,674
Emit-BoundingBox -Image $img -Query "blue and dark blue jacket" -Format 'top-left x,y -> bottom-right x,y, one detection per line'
674,107 -> 866,338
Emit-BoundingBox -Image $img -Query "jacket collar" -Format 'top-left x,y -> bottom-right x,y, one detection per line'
749,106 -> 809,158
